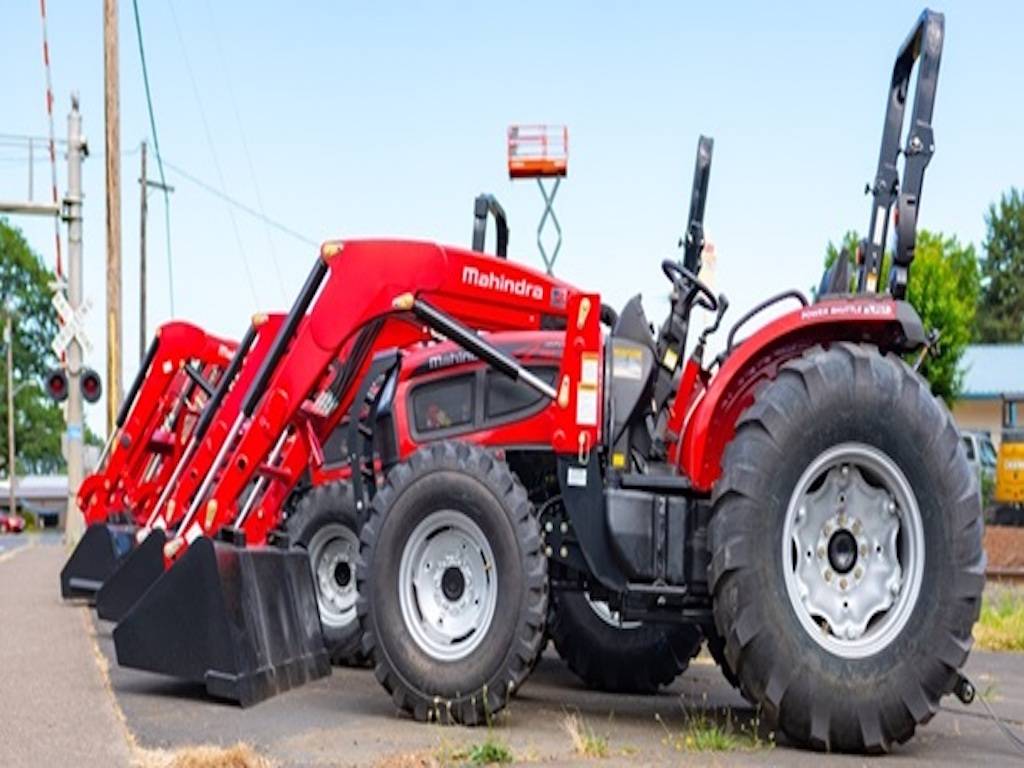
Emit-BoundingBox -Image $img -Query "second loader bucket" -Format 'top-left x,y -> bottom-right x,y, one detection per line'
112,536 -> 330,706
60,522 -> 138,602
95,529 -> 167,622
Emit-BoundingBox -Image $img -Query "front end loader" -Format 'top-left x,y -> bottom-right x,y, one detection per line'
60,321 -> 237,601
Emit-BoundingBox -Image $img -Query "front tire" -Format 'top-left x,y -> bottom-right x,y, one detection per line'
709,343 -> 984,752
358,442 -> 547,724
288,482 -> 365,665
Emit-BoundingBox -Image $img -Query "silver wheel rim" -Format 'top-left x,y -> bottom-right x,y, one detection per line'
398,509 -> 498,662
782,442 -> 924,659
309,522 -> 360,630
585,593 -> 642,630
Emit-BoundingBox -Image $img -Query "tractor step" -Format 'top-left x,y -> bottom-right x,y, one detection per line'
95,529 -> 167,622
60,522 -> 138,603
112,536 -> 330,706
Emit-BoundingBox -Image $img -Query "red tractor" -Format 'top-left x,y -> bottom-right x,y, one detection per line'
108,9 -> 980,753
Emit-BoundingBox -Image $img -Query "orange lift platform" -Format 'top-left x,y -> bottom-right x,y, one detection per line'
507,124 -> 567,274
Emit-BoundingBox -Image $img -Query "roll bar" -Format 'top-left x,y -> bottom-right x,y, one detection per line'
471,193 -> 509,259
682,135 -> 713,273
858,8 -> 944,298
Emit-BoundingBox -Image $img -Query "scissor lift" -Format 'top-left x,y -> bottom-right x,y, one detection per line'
507,124 -> 568,274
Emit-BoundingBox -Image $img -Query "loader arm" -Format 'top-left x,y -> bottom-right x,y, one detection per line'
78,322 -> 237,525
142,313 -> 286,535
173,239 -> 602,551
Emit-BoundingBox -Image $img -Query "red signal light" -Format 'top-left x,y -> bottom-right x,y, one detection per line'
44,368 -> 69,402
80,368 -> 103,404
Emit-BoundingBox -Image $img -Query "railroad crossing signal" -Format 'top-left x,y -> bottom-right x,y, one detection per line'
51,290 -> 92,357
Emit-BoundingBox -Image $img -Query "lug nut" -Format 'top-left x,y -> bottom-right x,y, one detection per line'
559,546 -> 568,558
824,569 -> 833,582
817,546 -> 826,559
839,577 -> 848,590
854,566 -> 863,579
859,543 -> 868,557
560,521 -> 569,534
545,521 -> 553,532
852,520 -> 861,535
544,545 -> 553,557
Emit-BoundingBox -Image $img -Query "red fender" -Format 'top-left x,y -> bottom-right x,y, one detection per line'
676,297 -> 925,492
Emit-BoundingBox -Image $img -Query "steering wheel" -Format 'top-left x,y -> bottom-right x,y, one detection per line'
661,259 -> 717,312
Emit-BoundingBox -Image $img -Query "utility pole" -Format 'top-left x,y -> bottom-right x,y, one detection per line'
139,141 -> 147,363
104,0 -> 123,435
5,314 -> 14,519
64,95 -> 87,545
137,141 -> 173,363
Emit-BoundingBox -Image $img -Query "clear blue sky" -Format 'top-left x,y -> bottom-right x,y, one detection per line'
2,2 -> 1022,436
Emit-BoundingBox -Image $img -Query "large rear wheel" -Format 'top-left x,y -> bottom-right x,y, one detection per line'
709,343 -> 984,752
358,441 -> 547,724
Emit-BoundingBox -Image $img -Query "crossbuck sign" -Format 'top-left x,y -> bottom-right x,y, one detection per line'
51,291 -> 92,356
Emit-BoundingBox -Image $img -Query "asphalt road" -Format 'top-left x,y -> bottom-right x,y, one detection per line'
4,537 -> 1024,767
95,615 -> 1024,766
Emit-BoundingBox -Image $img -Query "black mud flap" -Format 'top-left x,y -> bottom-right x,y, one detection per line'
60,523 -> 138,602
95,529 -> 167,622
112,536 -> 330,706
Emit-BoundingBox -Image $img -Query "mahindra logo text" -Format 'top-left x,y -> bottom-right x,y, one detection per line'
462,265 -> 544,301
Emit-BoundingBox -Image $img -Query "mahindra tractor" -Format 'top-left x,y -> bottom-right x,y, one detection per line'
106,9 -> 981,753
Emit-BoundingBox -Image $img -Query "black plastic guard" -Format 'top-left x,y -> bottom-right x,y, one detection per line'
95,529 -> 167,622
60,522 -> 138,602
112,536 -> 330,706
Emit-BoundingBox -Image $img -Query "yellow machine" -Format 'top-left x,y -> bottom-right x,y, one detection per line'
994,395 -> 1024,518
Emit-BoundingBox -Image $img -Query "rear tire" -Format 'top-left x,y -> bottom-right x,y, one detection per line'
709,343 -> 984,752
548,588 -> 702,693
288,482 -> 366,666
358,441 -> 547,724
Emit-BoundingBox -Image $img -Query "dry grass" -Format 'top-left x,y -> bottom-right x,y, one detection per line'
974,586 -> 1024,652
561,711 -> 609,758
132,743 -> 274,768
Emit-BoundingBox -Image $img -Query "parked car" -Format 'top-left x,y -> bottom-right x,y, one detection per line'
0,512 -> 26,534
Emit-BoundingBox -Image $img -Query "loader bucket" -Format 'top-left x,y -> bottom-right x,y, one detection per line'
60,522 -> 138,602
95,529 -> 167,622
112,536 -> 330,706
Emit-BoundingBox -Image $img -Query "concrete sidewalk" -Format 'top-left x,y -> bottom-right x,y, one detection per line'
0,536 -> 133,768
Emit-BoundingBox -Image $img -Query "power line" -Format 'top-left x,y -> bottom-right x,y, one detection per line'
130,0 -> 176,315
166,0 -> 259,310
203,0 -> 287,301
161,159 -> 317,247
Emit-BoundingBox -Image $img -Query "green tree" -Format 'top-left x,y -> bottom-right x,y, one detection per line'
0,218 -> 67,475
975,188 -> 1024,342
822,229 -> 979,402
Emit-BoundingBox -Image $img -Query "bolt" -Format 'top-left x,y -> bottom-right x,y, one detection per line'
657,596 -> 667,606
852,520 -> 861,535
860,543 -> 868,557
838,511 -> 847,526
839,577 -> 848,590
824,522 -> 832,536
796,506 -> 806,522
824,569 -> 833,582
544,545 -> 553,557
854,566 -> 863,579
817,546 -> 826,559
888,499 -> 897,515
559,546 -> 568,558
845,626 -> 857,640
841,465 -> 850,479
545,521 -> 553,533
560,521 -> 569,534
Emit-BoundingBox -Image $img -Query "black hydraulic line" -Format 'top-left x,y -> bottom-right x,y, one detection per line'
117,334 -> 160,428
408,298 -> 558,401
858,9 -> 944,297
242,259 -> 329,417
184,364 -> 215,398
193,321 -> 259,442
471,194 -> 509,259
